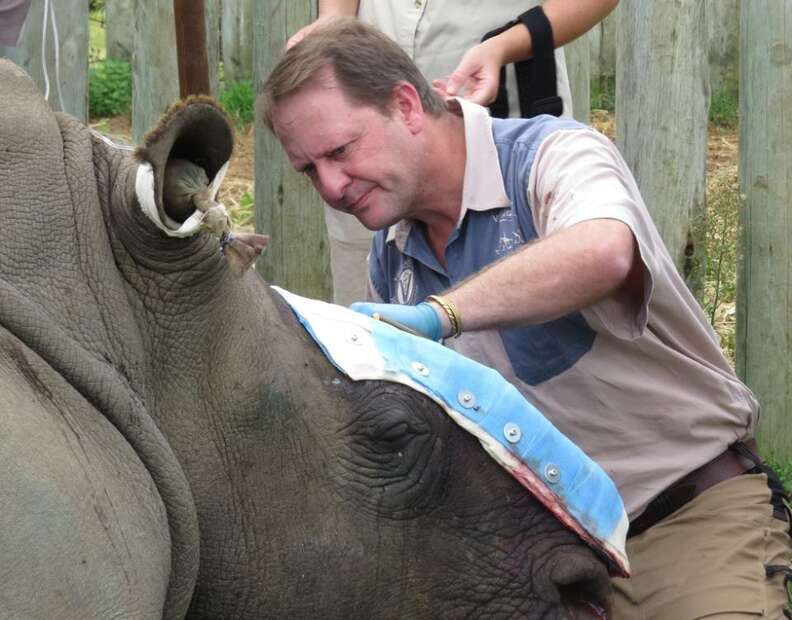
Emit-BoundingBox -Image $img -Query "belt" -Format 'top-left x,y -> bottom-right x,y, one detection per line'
628,439 -> 759,539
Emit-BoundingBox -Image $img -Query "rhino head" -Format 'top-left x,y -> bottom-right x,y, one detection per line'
0,59 -> 614,619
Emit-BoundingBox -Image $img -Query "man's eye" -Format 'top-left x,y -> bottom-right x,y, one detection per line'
301,163 -> 316,176
330,145 -> 347,158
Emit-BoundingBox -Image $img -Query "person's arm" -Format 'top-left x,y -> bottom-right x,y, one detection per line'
353,219 -> 635,339
286,0 -> 360,49
439,0 -> 619,105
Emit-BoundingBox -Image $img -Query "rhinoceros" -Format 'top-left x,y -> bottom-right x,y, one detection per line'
0,58 -> 617,619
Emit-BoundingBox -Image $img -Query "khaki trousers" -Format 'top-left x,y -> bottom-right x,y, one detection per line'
324,206 -> 373,306
611,474 -> 792,619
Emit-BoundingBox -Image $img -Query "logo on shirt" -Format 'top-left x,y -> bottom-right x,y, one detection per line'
393,258 -> 417,305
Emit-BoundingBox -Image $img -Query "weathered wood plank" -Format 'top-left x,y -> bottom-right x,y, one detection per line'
253,0 -> 332,300
222,0 -> 253,82
132,0 -> 220,141
15,0 -> 89,121
132,1 -> 178,141
616,0 -> 709,295
737,0 -> 792,461
106,0 -> 134,61
564,30 -> 591,124
707,0 -> 739,98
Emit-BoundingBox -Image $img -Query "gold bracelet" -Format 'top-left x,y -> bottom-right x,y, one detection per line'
426,294 -> 462,338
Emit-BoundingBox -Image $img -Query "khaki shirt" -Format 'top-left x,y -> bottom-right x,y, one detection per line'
357,0 -> 573,118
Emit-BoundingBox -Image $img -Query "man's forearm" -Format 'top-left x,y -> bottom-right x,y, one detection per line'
490,0 -> 619,66
318,0 -> 359,18
438,218 -> 635,334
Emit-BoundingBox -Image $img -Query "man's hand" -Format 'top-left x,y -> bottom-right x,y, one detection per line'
350,302 -> 444,341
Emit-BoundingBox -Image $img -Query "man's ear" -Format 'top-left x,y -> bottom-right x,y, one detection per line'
391,81 -> 424,134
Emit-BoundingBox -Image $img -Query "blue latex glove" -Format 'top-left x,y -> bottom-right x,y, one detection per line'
349,302 -> 443,341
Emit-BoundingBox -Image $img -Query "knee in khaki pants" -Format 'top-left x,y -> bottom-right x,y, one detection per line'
610,474 -> 792,620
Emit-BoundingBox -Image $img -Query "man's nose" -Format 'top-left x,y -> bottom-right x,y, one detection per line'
314,162 -> 351,203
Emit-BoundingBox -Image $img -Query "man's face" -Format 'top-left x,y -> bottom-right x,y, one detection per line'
271,75 -> 422,231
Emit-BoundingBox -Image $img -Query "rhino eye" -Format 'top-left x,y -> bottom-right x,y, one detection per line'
337,382 -> 453,519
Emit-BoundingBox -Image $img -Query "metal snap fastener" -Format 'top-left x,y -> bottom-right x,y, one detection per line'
504,423 -> 522,443
458,390 -> 477,409
544,464 -> 561,484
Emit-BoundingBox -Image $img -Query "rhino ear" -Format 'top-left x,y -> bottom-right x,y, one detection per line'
134,96 -> 234,233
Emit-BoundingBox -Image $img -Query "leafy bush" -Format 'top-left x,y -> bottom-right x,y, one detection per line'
590,75 -> 615,113
89,59 -> 132,118
709,85 -> 739,128
220,80 -> 255,128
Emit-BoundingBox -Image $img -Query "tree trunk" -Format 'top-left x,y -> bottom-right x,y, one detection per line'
737,0 -> 792,462
254,1 -> 332,300
563,31 -> 591,124
133,0 -> 219,141
616,0 -> 709,296
106,0 -> 134,62
707,0 -> 739,98
222,0 -> 253,83
15,0 -> 89,121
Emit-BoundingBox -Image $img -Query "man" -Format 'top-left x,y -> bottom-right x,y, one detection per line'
260,19 -> 792,619
287,0 -> 619,306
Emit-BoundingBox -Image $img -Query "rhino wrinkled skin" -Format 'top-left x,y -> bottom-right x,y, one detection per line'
0,59 -> 611,619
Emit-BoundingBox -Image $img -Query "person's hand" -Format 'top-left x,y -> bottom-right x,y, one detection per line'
433,39 -> 504,106
287,16 -> 335,49
349,302 -> 444,341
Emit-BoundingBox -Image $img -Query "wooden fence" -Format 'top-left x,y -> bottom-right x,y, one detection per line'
1,0 -> 788,459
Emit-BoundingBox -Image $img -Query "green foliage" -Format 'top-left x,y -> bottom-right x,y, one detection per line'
89,0 -> 105,13
232,191 -> 255,230
702,164 -> 741,364
89,59 -> 132,118
767,455 -> 792,492
88,10 -> 106,66
220,80 -> 255,128
590,75 -> 615,113
709,84 -> 739,128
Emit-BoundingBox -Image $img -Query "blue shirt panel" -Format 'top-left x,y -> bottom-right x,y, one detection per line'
369,114 -> 596,385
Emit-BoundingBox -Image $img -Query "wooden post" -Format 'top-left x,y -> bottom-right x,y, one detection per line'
133,0 -> 220,141
707,0 -> 739,98
563,31 -> 591,124
205,0 -> 220,96
253,0 -> 332,300
132,0 -> 178,141
737,1 -> 792,462
14,0 -> 89,121
174,0 -> 210,97
106,0 -> 134,61
222,0 -> 254,82
616,0 -> 709,295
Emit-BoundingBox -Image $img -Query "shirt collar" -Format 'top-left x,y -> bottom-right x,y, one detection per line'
386,97 -> 511,248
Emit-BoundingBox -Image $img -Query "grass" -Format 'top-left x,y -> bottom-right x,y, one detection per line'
768,456 -> 792,492
590,74 -> 615,113
219,79 -> 255,129
701,162 -> 740,362
709,84 -> 739,128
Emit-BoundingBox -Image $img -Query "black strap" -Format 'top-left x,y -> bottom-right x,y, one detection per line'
481,6 -> 563,119
733,440 -> 792,528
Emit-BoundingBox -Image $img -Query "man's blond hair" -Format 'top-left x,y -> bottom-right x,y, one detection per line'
258,17 -> 446,129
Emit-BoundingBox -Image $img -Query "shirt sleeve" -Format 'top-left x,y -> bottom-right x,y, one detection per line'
527,128 -> 662,340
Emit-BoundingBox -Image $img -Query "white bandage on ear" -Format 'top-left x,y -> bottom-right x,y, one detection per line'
135,160 -> 231,238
